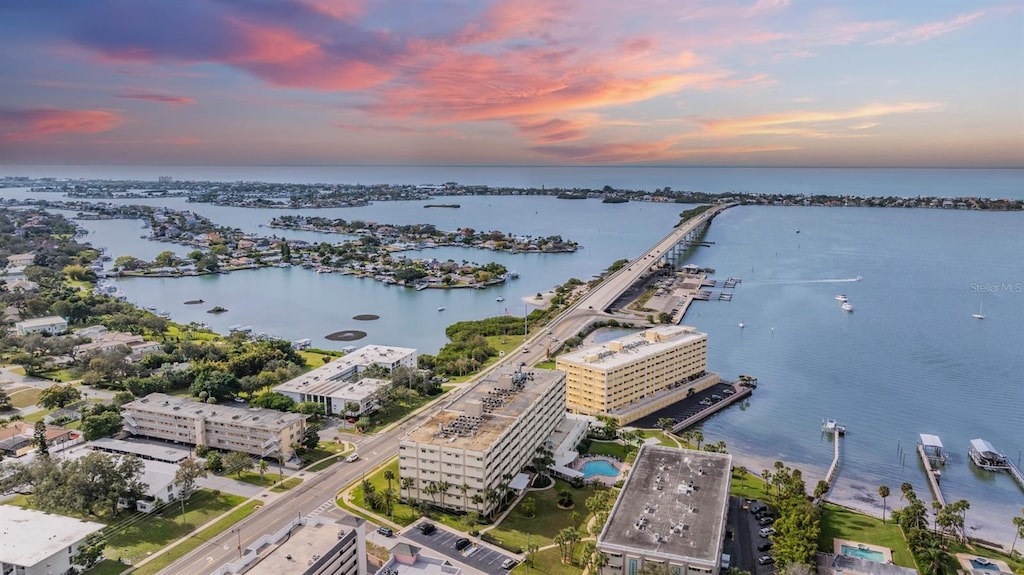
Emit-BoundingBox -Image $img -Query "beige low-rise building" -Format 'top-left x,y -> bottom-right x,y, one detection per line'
73,329 -> 163,359
556,325 -> 718,425
399,367 -> 566,515
121,393 -> 307,459
14,315 -> 68,336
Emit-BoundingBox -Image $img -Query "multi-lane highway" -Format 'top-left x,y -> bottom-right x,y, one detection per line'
159,203 -> 732,575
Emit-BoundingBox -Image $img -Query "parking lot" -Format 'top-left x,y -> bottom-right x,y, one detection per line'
725,496 -> 777,575
401,522 -> 518,574
632,381 -> 742,428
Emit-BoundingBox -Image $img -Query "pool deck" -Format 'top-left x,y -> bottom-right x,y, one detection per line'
834,539 -> 893,564
955,553 -> 1013,574
572,455 -> 628,486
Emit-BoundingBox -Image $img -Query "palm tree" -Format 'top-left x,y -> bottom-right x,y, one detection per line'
424,481 -> 439,506
471,493 -> 484,514
483,487 -> 499,520
257,458 -> 269,480
400,476 -> 414,501
383,469 -> 395,494
878,485 -> 890,523
900,481 -> 914,501
437,480 -> 453,510
692,431 -> 704,450
1010,507 -> 1024,557
383,487 -> 397,517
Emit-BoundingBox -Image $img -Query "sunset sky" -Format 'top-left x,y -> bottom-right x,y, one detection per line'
1,0 -> 1021,167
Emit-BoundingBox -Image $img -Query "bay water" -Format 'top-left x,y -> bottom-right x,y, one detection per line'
2,166 -> 1021,540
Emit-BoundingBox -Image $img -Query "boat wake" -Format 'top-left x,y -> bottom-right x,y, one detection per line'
760,276 -> 863,285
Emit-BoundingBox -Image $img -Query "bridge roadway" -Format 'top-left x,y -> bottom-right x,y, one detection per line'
160,203 -> 733,575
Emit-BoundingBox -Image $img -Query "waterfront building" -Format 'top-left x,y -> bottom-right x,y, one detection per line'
120,393 -> 307,459
13,315 -> 68,336
0,505 -> 105,575
399,367 -> 566,515
275,345 -> 416,414
72,329 -> 163,359
596,445 -> 731,575
556,325 -> 719,425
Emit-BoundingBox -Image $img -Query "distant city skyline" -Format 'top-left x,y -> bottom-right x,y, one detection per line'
1,0 -> 1021,168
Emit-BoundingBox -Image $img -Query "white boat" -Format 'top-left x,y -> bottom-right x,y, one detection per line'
834,294 -> 848,302
437,306 -> 445,312
823,419 -> 846,435
841,302 -> 854,312
738,321 -> 744,329
972,302 -> 985,320
496,296 -> 505,302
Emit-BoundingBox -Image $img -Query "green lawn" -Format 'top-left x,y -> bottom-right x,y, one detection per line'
269,477 -> 303,492
23,408 -> 56,423
638,429 -> 680,447
299,350 -> 341,368
7,386 -> 41,408
512,546 -> 584,575
347,459 -> 421,526
85,559 -> 130,575
487,479 -> 599,551
730,469 -> 771,500
367,390 -> 446,433
818,504 -> 915,568
103,490 -> 249,566
585,440 -> 631,460
128,498 -> 263,575
38,368 -> 76,382
535,360 -> 556,369
233,470 -> 280,488
447,334 -> 528,383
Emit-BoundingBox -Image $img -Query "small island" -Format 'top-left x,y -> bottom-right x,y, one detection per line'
207,306 -> 228,314
424,204 -> 460,208
184,299 -> 205,304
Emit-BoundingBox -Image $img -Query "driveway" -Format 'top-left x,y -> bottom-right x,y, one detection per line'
401,522 -> 517,575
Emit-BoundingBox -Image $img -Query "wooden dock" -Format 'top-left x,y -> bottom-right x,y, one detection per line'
1008,460 -> 1024,492
917,444 -> 947,506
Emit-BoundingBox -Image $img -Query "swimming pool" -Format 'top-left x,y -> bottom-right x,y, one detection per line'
969,558 -> 999,571
840,545 -> 884,563
582,460 -> 620,479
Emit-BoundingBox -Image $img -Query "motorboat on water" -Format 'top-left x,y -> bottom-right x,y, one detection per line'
841,302 -> 854,312
972,302 -> 985,319
834,294 -> 848,302
437,306 -> 445,312
822,419 -> 847,435
496,296 -> 505,302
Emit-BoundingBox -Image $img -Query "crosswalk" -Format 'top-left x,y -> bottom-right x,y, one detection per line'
307,499 -> 336,519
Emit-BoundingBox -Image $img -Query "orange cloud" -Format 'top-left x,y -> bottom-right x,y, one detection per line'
0,108 -> 123,142
514,118 -> 590,143
300,0 -> 365,21
698,102 -> 942,138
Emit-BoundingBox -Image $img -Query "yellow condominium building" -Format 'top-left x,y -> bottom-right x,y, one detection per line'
556,325 -> 718,425
399,368 -> 566,515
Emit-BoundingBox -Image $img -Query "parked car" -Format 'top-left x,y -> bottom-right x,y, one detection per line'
700,398 -> 713,406
501,558 -> 518,569
418,523 -> 436,535
722,388 -> 736,395
454,538 -> 472,550
759,527 -> 776,538
376,527 -> 393,537
758,555 -> 776,565
711,394 -> 722,401
758,516 -> 775,526
757,541 -> 774,552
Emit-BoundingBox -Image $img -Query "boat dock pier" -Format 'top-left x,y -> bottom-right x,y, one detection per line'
917,434 -> 947,507
825,427 -> 842,485
1008,461 -> 1024,491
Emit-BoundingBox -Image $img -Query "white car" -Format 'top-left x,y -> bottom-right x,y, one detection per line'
346,453 -> 359,463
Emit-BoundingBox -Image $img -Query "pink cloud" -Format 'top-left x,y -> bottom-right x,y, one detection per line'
117,92 -> 196,105
0,108 -> 123,142
300,0 -> 365,21
531,140 -> 797,163
514,118 -> 590,143
698,102 -> 942,138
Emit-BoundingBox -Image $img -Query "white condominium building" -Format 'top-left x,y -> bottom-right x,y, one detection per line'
556,325 -> 718,425
121,393 -> 307,459
274,345 -> 417,414
597,445 -> 732,575
399,368 -> 566,515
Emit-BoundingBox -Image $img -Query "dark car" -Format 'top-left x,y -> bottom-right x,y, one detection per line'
758,555 -> 775,565
376,527 -> 393,537
454,538 -> 472,551
418,523 -> 436,535
757,541 -> 774,552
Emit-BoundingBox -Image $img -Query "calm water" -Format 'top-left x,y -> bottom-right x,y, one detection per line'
1,167 -> 1022,539
4,165 -> 1023,198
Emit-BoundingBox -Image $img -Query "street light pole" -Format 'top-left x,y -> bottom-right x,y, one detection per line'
234,528 -> 242,558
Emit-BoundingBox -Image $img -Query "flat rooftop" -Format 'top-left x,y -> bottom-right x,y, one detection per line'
89,437 -> 191,463
0,505 -> 104,567
275,344 -> 416,394
599,445 -> 731,564
245,520 -> 353,575
379,543 -> 462,575
15,315 -> 65,328
123,393 -> 306,431
277,375 -> 389,401
404,367 -> 564,452
557,325 -> 706,371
